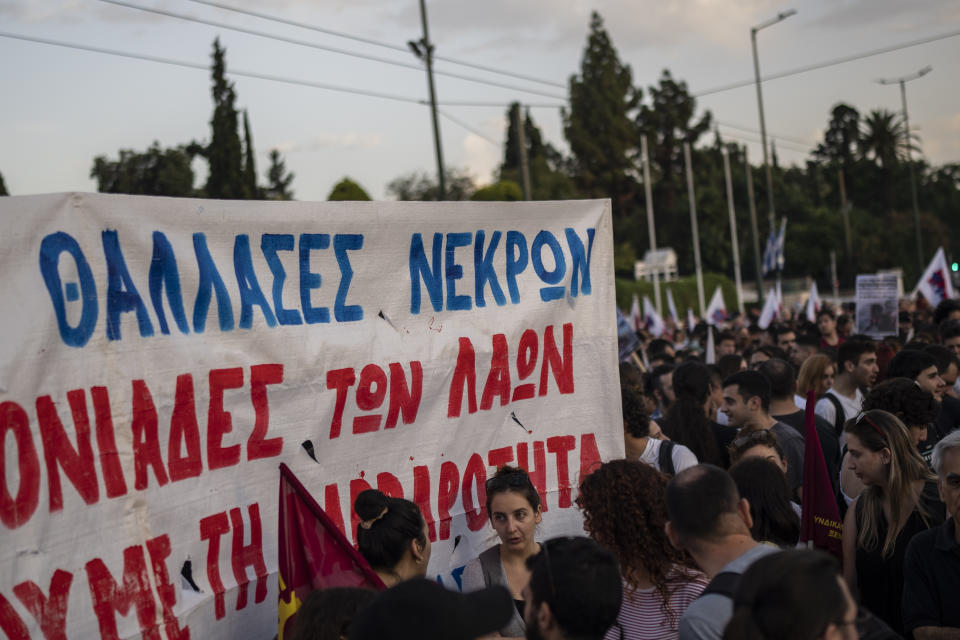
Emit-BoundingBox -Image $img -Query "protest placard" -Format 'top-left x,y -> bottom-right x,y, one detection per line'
0,193 -> 622,639
855,273 -> 899,339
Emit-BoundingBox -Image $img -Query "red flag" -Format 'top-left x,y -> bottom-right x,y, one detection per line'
278,463 -> 385,639
799,391 -> 843,560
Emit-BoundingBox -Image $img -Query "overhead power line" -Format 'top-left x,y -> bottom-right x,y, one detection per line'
97,0 -> 565,100
695,28 -> 960,97
438,110 -> 501,147
182,0 -> 566,89
0,31 -> 423,104
715,120 -> 814,147
717,127 -> 811,154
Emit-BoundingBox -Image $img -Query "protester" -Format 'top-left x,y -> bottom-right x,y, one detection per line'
815,339 -> 878,438
817,308 -> 844,349
621,383 -> 698,475
461,465 -> 542,637
792,333 -> 820,370
760,358 -> 840,494
747,345 -> 787,371
727,429 -> 787,475
887,349 -> 944,401
842,410 -> 946,635
716,331 -> 737,359
940,319 -> 960,360
902,430 -> 960,638
523,536 -> 623,640
924,344 -> 960,436
772,326 -> 797,363
577,459 -> 708,639
717,354 -> 747,381
933,299 -> 960,326
729,457 -> 800,548
722,550 -> 857,640
797,353 -> 836,400
648,364 -> 677,421
348,578 -> 513,640
354,490 -> 431,587
291,587 -> 376,640
721,371 -> 805,495
665,465 -> 779,640
662,361 -> 736,468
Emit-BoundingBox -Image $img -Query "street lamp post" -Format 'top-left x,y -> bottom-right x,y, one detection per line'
750,9 -> 796,234
878,66 -> 932,275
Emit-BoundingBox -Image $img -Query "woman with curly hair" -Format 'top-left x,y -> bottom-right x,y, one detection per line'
797,353 -> 835,401
577,459 -> 707,639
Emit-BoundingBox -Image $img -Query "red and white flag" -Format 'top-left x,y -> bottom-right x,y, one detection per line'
705,286 -> 727,326
914,247 -> 955,306
643,295 -> 665,336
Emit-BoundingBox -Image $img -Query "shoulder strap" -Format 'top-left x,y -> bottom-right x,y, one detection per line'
478,545 -> 504,588
824,393 -> 845,435
700,571 -> 740,599
658,440 -> 676,476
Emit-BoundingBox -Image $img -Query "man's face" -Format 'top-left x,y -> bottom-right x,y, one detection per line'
749,351 -> 770,370
915,364 -> 945,401
792,344 -> 816,369
849,351 -> 879,388
718,339 -> 736,356
777,331 -> 797,355
722,384 -> 753,427
945,336 -> 960,359
817,314 -> 836,336
942,362 -> 959,399
938,447 -> 960,526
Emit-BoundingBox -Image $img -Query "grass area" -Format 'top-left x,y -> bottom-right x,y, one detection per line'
615,273 -> 738,317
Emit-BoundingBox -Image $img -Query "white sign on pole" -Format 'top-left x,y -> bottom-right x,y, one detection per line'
855,274 -> 899,339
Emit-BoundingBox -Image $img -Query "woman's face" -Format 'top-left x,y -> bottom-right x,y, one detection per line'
414,520 -> 432,577
845,433 -> 890,487
907,424 -> 928,448
741,444 -> 788,475
490,490 -> 541,554
819,366 -> 835,395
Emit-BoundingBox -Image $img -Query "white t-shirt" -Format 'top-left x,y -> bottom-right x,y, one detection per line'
814,387 -> 863,447
639,438 -> 699,474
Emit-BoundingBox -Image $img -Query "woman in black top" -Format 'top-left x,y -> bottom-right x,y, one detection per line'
841,409 -> 945,634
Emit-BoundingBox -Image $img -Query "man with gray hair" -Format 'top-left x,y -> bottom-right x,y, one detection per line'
902,429 -> 960,638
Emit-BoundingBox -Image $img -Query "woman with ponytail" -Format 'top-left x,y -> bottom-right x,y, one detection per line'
353,489 -> 431,587
723,550 -> 857,640
841,409 -> 945,635
661,361 -> 737,467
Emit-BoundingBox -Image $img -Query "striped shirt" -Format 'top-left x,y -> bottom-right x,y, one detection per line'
604,568 -> 708,640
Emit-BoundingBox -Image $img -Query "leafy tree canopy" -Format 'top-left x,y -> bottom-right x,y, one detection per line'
90,142 -> 197,197
471,180 -> 523,201
387,168 -> 474,201
327,177 -> 371,201
264,149 -> 295,200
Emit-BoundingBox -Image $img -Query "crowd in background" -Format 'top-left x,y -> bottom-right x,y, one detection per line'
286,297 -> 960,640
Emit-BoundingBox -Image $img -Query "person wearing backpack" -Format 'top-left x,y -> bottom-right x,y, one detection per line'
815,338 -> 879,442
665,465 -> 779,640
621,383 -> 698,476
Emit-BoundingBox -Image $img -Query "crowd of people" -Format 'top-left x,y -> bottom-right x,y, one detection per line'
287,297 -> 960,640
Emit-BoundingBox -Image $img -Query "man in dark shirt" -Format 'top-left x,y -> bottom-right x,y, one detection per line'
903,430 -> 960,639
759,359 -> 840,494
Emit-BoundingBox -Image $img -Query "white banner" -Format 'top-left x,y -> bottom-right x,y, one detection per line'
0,193 -> 623,639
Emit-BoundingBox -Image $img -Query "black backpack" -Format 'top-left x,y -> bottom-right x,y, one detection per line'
823,393 -> 846,436
657,440 -> 677,476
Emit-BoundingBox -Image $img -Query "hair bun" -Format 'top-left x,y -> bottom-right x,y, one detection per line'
355,489 -> 389,521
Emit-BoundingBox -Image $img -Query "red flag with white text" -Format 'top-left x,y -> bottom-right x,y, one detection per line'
799,391 -> 843,561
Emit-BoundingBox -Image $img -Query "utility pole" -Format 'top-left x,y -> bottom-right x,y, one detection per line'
722,145 -> 745,315
744,147 -> 765,306
837,167 -> 853,284
512,104 -> 532,201
751,10 -> 795,235
408,0 -> 445,199
640,135 -> 662,315
878,65 -> 932,275
684,141 -> 706,317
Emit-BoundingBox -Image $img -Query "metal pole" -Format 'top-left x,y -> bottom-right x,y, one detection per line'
417,0 -> 445,199
684,141 -> 706,317
641,135 -> 662,315
751,28 -> 776,233
744,147 -> 765,306
830,251 -> 839,301
900,79 -> 924,274
722,146 -> 745,314
513,104 -> 532,201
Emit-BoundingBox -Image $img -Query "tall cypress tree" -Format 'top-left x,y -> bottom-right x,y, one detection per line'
205,38 -> 245,199
242,109 -> 259,199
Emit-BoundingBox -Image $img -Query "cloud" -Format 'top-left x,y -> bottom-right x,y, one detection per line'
271,132 -> 382,154
462,132 -> 500,186
812,0 -> 958,32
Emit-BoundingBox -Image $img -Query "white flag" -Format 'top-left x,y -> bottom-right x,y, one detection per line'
705,325 -> 716,365
805,281 -> 821,323
687,308 -> 696,333
666,288 -> 679,324
630,293 -> 642,331
643,296 -> 666,337
914,247 -> 956,306
758,287 -> 778,329
705,286 -> 727,326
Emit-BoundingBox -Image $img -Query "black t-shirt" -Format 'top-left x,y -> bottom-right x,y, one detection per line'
712,420 -> 737,468
902,518 -> 960,633
774,410 -> 841,494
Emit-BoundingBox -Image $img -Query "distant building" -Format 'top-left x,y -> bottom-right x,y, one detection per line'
634,248 -> 678,282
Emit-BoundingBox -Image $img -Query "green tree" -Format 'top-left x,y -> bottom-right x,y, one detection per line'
563,12 -> 639,217
203,38 -> 245,199
90,142 -> 197,196
813,103 -> 861,170
0,170 -> 7,196
860,109 -> 904,170
500,103 -> 577,200
242,110 -> 259,199
264,149 -> 294,200
327,177 -> 371,200
471,180 -> 523,201
387,168 -> 474,201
